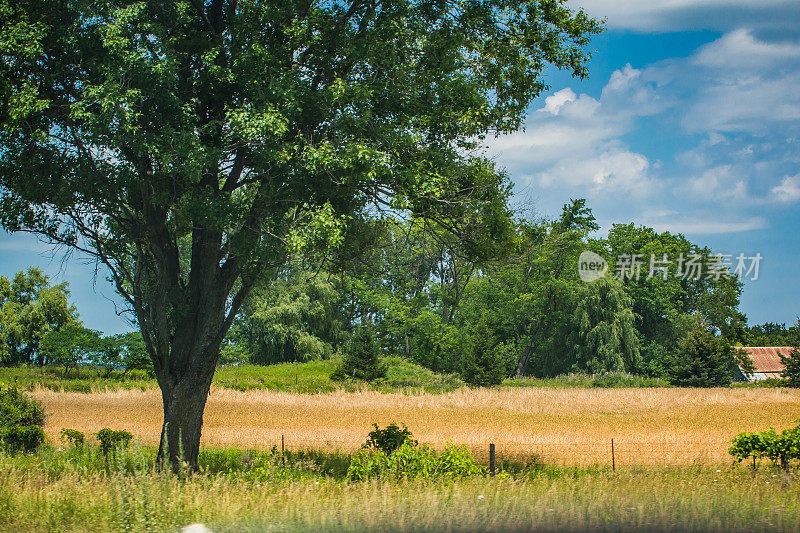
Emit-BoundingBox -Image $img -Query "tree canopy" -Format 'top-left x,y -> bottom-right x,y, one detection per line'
0,268 -> 79,366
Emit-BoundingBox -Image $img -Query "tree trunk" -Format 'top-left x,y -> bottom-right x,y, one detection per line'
515,344 -> 532,378
156,357 -> 217,472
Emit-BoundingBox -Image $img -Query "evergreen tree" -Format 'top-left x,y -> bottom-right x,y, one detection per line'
334,327 -> 387,382
461,314 -> 505,387
780,346 -> 800,387
669,319 -> 736,387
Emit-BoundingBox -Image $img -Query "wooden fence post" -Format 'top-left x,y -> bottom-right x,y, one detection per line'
489,443 -> 496,477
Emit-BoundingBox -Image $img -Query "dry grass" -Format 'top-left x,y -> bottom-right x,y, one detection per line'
35,386 -> 800,466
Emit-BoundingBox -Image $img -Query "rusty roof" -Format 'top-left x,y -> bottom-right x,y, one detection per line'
740,347 -> 793,373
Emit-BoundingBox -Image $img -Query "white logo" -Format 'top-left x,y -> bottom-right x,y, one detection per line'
578,251 -> 608,282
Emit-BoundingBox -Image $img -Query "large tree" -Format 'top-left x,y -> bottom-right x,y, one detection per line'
0,0 -> 601,469
0,267 -> 79,365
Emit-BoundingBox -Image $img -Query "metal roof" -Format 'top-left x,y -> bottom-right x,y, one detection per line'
740,347 -> 792,373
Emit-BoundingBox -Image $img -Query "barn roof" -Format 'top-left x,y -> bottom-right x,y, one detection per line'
740,347 -> 792,373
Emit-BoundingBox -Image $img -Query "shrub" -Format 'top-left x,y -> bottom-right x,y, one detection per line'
96,428 -> 133,456
3,425 -> 45,454
0,386 -> 45,453
729,431 -> 773,467
729,422 -> 800,470
347,441 -> 484,481
363,423 -> 417,454
332,327 -> 387,382
60,428 -> 85,447
0,386 -> 45,428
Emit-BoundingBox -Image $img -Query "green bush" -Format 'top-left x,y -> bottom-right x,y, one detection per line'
347,441 -> 484,481
362,423 -> 417,454
3,425 -> 45,453
0,386 -> 45,453
0,386 -> 45,428
96,428 -> 133,456
729,422 -> 800,470
60,428 -> 85,447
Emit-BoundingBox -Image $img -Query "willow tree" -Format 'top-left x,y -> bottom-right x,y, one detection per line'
0,0 -> 601,469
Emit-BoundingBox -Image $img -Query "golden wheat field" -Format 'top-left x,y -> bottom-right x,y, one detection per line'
34,386 -> 800,466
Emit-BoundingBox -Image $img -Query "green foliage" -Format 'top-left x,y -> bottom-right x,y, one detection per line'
2,424 -> 44,453
742,322 -> 800,347
0,385 -> 45,453
0,268 -> 79,366
227,269 -> 347,364
96,428 -> 133,456
39,324 -> 103,378
0,385 -> 44,427
461,314 -> 505,386
729,422 -> 800,470
603,224 -> 746,377
362,423 -> 417,455
566,277 -> 640,374
0,358 -> 462,394
347,441 -> 484,481
732,346 -> 755,380
0,364 -> 154,393
779,346 -> 800,387
505,372 -> 669,388
60,428 -> 85,448
669,319 -> 737,387
332,327 -> 387,382
91,332 -> 151,379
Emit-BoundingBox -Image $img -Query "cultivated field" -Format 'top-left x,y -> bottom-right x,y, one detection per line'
36,386 -> 800,466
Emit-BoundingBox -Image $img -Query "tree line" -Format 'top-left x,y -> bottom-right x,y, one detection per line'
224,199 -> 751,386
0,268 -> 149,377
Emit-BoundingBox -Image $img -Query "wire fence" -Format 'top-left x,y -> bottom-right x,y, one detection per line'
250,434 -> 735,468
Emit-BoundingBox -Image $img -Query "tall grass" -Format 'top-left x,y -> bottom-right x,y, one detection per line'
34,386 -> 800,466
504,372 -> 668,388
1,443 -> 799,532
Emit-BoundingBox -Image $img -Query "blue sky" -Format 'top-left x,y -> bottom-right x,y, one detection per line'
1,0 -> 799,334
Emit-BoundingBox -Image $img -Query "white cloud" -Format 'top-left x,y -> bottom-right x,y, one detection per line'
771,175 -> 800,203
686,165 -> 749,202
693,29 -> 800,70
531,149 -> 654,196
487,28 -> 800,234
542,88 -> 577,115
488,64 -> 660,199
566,0 -> 799,32
645,216 -> 768,235
684,72 -> 800,133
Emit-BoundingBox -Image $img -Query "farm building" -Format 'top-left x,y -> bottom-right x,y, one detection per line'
736,346 -> 791,381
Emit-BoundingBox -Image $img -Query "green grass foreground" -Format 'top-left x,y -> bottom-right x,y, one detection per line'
1,443 -> 798,532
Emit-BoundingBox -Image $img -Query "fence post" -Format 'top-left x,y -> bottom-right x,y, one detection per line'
489,443 -> 496,477
281,434 -> 285,467
611,438 -> 615,471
